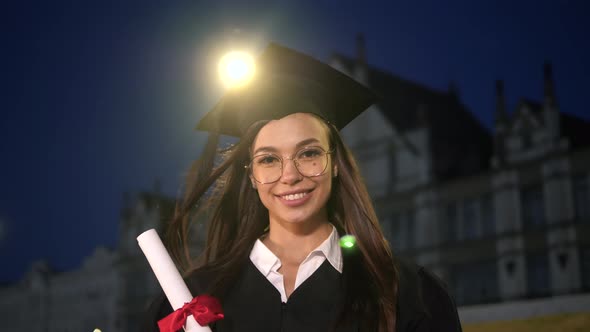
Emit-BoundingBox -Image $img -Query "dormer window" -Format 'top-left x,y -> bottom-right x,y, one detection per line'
522,131 -> 533,150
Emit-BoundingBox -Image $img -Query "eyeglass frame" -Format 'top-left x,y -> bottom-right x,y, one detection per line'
245,146 -> 334,184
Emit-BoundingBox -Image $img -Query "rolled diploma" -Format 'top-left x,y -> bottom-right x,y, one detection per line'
137,229 -> 212,332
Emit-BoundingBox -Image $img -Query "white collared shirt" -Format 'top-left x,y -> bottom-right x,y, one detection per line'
249,225 -> 343,303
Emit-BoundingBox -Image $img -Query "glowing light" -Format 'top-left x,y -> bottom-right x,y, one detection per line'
218,51 -> 255,88
339,235 -> 356,249
93,329 -> 102,332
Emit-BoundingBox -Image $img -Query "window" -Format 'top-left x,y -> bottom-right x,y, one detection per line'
451,261 -> 499,305
522,132 -> 533,150
357,148 -> 391,198
526,253 -> 551,297
444,203 -> 459,243
521,185 -> 545,230
444,195 -> 497,243
581,248 -> 590,291
462,198 -> 479,240
388,144 -> 398,192
390,210 -> 415,251
573,175 -> 590,223
481,193 -> 496,236
390,215 -> 402,251
406,211 -> 415,249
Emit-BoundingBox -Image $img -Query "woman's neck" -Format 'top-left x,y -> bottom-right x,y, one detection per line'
262,220 -> 333,265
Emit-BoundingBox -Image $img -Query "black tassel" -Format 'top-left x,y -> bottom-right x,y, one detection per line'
184,133 -> 220,202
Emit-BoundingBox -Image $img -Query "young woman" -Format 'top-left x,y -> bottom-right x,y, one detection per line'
142,43 -> 462,332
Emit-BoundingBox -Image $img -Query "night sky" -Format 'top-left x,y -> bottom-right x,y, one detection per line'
2,0 -> 589,282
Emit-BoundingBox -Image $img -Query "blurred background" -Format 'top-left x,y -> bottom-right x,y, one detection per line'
1,0 -> 589,331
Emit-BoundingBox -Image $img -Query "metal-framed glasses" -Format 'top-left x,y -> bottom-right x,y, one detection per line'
246,146 -> 333,184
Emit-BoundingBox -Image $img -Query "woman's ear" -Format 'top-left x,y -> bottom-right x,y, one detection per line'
250,175 -> 257,189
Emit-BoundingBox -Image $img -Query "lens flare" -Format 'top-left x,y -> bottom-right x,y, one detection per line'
339,235 -> 356,249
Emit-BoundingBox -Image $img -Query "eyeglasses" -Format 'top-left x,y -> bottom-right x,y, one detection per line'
246,146 -> 332,184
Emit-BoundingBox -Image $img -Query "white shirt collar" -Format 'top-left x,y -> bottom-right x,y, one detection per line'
310,225 -> 343,273
249,224 -> 343,275
250,237 -> 281,276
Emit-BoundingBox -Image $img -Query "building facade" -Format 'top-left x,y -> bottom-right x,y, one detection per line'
334,36 -> 590,306
0,190 -> 176,332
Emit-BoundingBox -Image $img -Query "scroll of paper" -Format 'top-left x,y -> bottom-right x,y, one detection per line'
137,229 -> 212,332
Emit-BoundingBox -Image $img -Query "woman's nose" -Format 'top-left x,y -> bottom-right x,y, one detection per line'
280,158 -> 302,184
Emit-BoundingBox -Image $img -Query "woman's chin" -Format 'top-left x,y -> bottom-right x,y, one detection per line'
271,209 -> 328,227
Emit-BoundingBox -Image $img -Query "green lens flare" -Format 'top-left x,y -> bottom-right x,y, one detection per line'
339,235 -> 356,249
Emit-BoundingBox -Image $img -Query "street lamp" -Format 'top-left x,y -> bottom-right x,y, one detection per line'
218,51 -> 255,88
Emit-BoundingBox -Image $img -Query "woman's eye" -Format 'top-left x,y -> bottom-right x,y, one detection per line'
257,155 -> 279,165
298,148 -> 322,159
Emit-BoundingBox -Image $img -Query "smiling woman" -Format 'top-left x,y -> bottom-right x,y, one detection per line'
141,43 -> 462,332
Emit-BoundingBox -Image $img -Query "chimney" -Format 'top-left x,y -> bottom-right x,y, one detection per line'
544,61 -> 557,107
354,33 -> 369,85
543,61 -> 560,141
493,80 -> 508,167
495,80 -> 508,124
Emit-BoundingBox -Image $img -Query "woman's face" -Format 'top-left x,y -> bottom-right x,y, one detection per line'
250,113 -> 335,227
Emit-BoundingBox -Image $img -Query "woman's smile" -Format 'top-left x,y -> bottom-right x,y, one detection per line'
276,188 -> 314,206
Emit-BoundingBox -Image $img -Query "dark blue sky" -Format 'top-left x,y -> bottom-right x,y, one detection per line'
2,0 -> 588,282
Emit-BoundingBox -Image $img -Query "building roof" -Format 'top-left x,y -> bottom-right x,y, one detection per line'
515,97 -> 590,149
331,53 -> 493,180
560,112 -> 590,148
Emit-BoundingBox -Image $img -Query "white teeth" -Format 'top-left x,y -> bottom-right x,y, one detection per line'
282,192 -> 307,201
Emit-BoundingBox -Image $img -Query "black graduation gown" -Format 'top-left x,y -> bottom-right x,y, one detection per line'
140,259 -> 462,332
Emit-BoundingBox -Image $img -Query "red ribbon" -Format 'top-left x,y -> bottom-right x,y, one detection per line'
158,295 -> 224,332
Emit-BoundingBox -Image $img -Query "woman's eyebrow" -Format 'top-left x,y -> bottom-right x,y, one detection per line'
253,138 -> 321,155
253,146 -> 278,155
295,138 -> 321,149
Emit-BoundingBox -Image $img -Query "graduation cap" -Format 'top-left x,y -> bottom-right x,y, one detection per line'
189,42 -> 377,187
196,42 -> 377,136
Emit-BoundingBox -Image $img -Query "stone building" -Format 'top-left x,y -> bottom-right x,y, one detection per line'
0,249 -> 120,332
334,36 -> 590,306
0,190 -> 176,332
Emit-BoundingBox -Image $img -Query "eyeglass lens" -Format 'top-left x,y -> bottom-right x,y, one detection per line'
250,147 -> 329,183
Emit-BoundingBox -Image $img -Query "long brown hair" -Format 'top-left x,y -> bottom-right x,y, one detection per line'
167,116 -> 398,331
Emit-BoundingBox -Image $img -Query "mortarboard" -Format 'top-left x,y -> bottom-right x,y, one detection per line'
196,42 -> 377,137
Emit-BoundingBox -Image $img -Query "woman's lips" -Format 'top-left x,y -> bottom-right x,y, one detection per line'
276,189 -> 313,207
